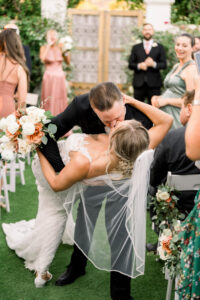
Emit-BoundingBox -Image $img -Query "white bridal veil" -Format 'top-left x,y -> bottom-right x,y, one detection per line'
64,149 -> 154,278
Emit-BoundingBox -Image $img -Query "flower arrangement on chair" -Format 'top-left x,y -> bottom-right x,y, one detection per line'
0,107 -> 57,161
151,184 -> 185,278
157,220 -> 182,277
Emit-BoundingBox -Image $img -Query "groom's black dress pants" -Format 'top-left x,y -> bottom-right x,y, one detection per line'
71,245 -> 131,300
70,185 -> 132,300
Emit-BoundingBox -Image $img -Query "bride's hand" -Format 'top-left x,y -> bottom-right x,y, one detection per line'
151,96 -> 159,107
121,93 -> 136,105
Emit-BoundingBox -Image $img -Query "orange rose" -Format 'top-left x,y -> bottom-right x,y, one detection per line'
162,236 -> 172,254
166,197 -> 172,203
26,122 -> 44,145
6,128 -> 21,140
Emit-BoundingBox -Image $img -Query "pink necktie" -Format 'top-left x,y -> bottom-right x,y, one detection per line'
145,42 -> 150,55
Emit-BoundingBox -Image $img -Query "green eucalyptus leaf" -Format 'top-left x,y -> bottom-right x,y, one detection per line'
41,135 -> 48,145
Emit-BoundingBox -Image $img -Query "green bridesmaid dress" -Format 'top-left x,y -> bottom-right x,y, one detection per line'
177,189 -> 200,299
160,60 -> 194,129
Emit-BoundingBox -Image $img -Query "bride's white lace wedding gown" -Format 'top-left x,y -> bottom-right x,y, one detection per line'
2,133 -> 91,274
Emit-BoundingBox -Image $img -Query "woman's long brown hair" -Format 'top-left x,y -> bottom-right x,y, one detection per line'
0,29 -> 29,83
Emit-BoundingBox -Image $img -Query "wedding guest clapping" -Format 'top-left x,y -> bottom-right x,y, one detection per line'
151,33 -> 198,129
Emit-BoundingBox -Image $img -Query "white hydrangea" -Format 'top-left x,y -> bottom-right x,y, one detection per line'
1,149 -> 15,161
18,138 -> 33,154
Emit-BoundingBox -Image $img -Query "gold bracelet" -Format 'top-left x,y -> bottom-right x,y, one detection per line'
192,100 -> 200,106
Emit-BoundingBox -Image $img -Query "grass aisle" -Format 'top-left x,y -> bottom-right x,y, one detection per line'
0,163 -> 167,300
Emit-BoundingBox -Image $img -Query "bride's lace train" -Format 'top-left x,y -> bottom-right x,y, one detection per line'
2,140 -> 75,274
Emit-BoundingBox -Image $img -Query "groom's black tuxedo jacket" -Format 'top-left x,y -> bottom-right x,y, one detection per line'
128,42 -> 167,88
41,93 -> 151,172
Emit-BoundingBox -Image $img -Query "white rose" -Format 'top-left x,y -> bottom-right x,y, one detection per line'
0,135 -> 10,143
157,191 -> 170,201
6,114 -> 16,123
22,122 -> 35,136
41,114 -> 49,124
157,246 -> 168,261
7,121 -> 19,135
0,117 -> 8,131
18,138 -> 34,154
60,36 -> 72,44
173,220 -> 181,232
1,149 -> 14,161
63,43 -> 72,52
162,228 -> 172,237
26,107 -> 45,124
19,115 -> 30,125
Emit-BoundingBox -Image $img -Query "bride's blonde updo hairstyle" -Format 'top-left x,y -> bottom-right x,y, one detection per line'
109,120 -> 150,177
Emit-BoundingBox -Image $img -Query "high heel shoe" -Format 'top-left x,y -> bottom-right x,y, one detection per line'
34,271 -> 52,288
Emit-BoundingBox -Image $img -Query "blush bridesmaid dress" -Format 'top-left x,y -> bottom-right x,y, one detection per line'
0,59 -> 18,118
41,46 -> 68,116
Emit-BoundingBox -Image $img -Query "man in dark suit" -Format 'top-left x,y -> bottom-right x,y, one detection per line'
41,82 -> 151,300
147,90 -> 200,251
128,23 -> 167,104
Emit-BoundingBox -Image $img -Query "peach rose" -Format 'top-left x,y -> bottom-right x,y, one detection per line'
162,236 -> 172,254
26,122 -> 44,145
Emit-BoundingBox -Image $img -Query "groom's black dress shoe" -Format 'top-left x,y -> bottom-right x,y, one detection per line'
146,242 -> 158,253
55,265 -> 85,286
112,297 -> 133,300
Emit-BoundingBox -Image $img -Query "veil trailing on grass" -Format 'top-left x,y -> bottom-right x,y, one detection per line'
64,149 -> 154,278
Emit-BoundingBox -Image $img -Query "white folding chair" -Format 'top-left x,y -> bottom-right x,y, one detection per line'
6,154 -> 25,193
165,172 -> 200,300
26,93 -> 38,106
0,162 -> 10,212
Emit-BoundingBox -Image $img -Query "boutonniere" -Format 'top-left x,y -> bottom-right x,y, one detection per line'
152,42 -> 158,47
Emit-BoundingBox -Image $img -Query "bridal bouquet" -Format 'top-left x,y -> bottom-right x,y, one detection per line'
59,35 -> 73,54
157,220 -> 182,278
0,107 -> 57,161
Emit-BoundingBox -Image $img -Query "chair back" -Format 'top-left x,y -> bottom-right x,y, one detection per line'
166,172 -> 200,191
26,93 -> 38,106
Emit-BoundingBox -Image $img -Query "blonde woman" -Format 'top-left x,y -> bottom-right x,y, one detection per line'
40,29 -> 70,116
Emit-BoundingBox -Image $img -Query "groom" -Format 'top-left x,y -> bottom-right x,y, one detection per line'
41,82 -> 151,300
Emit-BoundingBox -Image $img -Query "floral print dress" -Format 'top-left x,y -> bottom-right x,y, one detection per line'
177,190 -> 200,299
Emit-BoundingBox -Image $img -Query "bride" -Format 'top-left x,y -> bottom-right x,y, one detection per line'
2,97 -> 173,289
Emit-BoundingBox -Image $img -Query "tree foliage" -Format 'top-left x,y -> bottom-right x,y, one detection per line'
0,0 -> 40,19
171,0 -> 200,24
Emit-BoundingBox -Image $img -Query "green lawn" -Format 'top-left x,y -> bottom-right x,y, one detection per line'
0,163 -> 167,300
